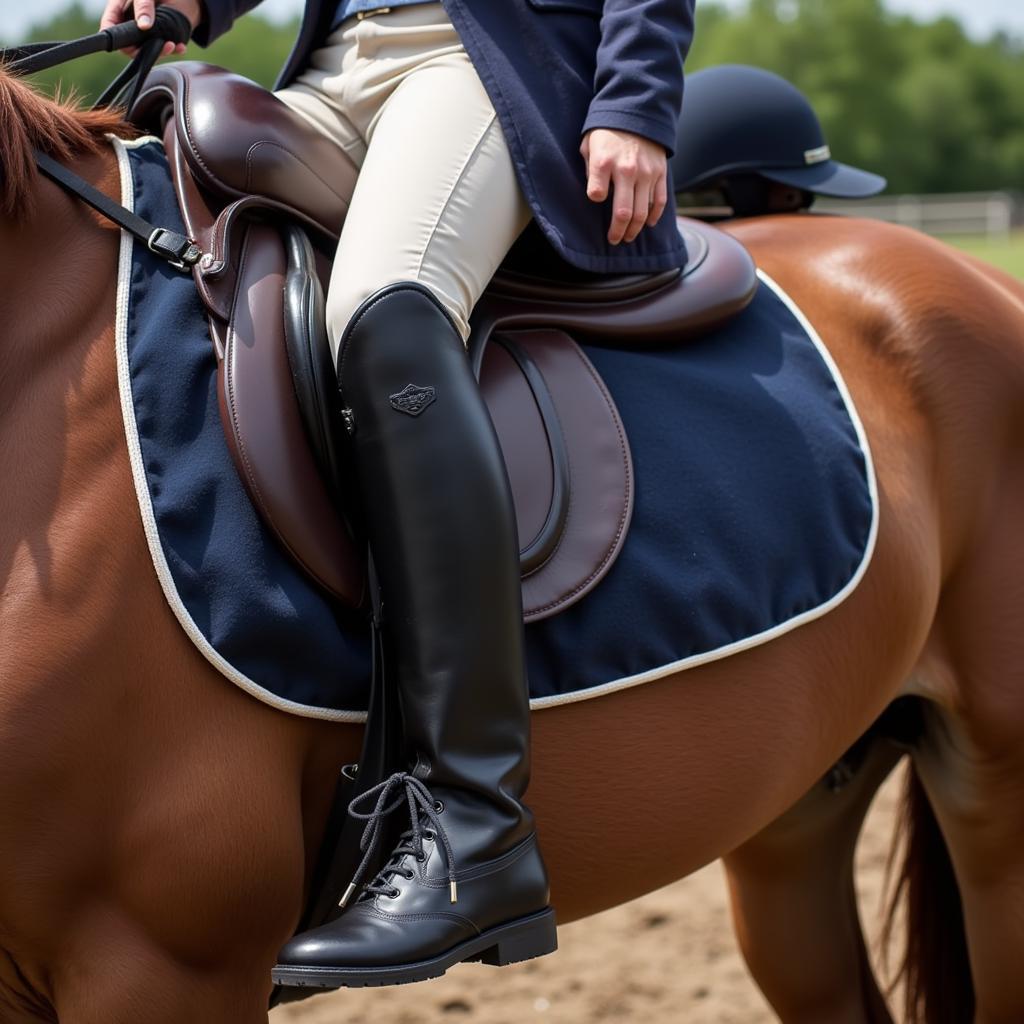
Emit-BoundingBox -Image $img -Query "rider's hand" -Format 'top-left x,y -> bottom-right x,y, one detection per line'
580,128 -> 670,245
99,0 -> 204,58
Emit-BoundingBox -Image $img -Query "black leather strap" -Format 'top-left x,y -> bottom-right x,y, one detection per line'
4,10 -> 190,76
34,149 -> 203,271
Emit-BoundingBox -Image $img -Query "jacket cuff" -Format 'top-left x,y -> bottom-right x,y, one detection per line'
191,0 -> 233,46
580,106 -> 678,157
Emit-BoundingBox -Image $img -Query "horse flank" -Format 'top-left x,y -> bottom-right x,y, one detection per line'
0,66 -> 129,216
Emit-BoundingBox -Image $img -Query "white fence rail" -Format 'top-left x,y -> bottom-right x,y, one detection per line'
816,191 -> 1020,240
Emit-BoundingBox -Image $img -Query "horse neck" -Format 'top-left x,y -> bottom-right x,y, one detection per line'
1,147 -> 123,392
0,147 -> 123,587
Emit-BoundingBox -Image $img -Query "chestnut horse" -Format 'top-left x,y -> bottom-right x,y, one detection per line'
2,72 -> 1023,1024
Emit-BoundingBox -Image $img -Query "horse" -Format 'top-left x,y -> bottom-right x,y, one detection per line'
2,69 -> 1023,1024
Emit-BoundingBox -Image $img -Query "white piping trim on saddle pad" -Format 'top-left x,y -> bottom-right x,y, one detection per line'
113,136 -> 879,722
529,270 -> 880,710
111,136 -> 367,724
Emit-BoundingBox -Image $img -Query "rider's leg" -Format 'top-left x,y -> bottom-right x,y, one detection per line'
273,5 -> 550,988
275,2 -> 531,346
724,738 -> 901,1024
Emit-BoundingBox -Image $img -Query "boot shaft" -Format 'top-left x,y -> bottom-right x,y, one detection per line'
337,283 -> 534,861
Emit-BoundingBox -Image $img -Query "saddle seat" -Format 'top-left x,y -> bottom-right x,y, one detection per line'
132,62 -> 757,334
129,63 -> 760,621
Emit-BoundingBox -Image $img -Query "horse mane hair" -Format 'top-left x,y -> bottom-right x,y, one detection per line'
0,66 -> 131,217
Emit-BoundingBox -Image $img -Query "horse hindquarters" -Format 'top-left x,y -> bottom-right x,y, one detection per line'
887,256 -> 1024,1024
905,441 -> 1024,1024
724,738 -> 902,1024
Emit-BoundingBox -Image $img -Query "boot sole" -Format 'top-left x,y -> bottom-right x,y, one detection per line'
271,906 -> 558,989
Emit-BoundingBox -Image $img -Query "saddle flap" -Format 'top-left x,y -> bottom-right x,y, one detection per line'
220,220 -> 367,608
218,223 -> 633,620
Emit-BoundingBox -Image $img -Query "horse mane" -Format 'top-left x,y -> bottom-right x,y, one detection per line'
0,65 -> 132,217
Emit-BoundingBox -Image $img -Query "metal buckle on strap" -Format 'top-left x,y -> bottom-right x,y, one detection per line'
147,228 -> 203,272
356,6 -> 392,19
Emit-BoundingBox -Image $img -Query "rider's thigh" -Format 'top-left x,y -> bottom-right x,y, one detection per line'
274,80 -> 367,168
324,54 -> 532,354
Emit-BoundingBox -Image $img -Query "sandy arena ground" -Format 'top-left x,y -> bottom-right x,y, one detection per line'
272,768 -> 905,1024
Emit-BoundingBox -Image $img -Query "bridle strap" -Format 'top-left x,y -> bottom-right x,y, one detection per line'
4,8 -> 201,272
2,10 -> 190,77
34,149 -> 204,271
96,36 -> 168,112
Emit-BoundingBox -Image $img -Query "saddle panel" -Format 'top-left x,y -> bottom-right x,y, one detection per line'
484,331 -> 634,620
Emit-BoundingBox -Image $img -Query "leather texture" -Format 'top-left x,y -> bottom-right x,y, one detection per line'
134,63 -> 356,238
128,63 -> 757,620
481,331 -> 633,619
219,219 -> 367,608
273,283 -> 550,979
223,215 -> 633,619
335,283 -> 537,858
277,835 -> 550,975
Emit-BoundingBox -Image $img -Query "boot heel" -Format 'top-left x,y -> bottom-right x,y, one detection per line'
475,908 -> 558,967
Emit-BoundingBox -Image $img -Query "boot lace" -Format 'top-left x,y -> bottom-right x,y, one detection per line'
339,772 -> 458,907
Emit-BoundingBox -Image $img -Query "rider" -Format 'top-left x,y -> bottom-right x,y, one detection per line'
670,64 -> 887,218
100,0 -> 695,989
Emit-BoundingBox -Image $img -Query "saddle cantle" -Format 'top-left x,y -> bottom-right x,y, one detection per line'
130,63 -> 759,620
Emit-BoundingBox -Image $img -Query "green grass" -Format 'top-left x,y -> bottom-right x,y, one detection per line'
943,233 -> 1024,280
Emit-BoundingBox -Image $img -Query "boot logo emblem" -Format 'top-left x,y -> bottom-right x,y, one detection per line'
389,384 -> 436,417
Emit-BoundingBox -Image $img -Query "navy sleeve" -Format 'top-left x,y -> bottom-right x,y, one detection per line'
191,0 -> 265,46
581,0 -> 695,156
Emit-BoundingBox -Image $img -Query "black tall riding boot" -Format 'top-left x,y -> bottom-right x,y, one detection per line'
273,282 -> 556,989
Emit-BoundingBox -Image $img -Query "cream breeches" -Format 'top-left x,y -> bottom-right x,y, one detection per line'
275,2 -> 532,359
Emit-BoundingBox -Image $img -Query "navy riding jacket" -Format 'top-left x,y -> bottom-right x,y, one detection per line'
195,0 -> 696,272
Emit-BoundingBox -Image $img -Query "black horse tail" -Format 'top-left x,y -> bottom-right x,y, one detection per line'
883,767 -> 974,1023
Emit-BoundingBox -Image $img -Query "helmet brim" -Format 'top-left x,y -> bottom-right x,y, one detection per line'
761,160 -> 887,199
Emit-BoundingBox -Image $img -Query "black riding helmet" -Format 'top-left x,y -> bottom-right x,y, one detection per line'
671,65 -> 886,214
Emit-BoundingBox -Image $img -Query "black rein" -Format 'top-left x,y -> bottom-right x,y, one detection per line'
1,7 -> 202,272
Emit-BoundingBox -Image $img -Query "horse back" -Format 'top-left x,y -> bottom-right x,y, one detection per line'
729,214 -> 1024,575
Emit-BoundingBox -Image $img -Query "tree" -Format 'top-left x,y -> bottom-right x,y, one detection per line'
688,0 -> 1024,193
4,3 -> 298,104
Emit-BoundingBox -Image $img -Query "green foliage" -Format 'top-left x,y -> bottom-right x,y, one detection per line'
5,0 -> 1023,193
4,2 -> 298,104
688,0 -> 1024,193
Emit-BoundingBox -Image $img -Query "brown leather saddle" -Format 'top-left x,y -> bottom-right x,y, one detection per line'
131,63 -> 758,621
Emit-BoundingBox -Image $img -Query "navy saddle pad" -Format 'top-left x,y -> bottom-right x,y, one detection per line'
112,137 -> 877,721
